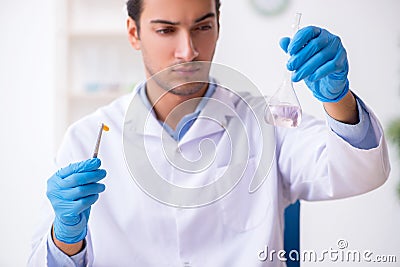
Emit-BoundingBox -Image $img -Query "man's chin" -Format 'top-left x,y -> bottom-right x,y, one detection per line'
167,82 -> 208,96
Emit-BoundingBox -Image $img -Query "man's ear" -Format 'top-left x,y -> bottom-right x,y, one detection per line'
127,17 -> 141,50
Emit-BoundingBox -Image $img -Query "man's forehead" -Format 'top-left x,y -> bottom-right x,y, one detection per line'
141,0 -> 217,23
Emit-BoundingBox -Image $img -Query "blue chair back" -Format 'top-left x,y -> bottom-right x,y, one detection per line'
284,200 -> 300,267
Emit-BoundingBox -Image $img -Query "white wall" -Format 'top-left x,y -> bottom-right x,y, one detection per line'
0,0 -> 55,266
1,0 -> 399,266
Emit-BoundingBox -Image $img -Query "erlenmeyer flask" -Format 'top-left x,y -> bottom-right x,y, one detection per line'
265,13 -> 302,128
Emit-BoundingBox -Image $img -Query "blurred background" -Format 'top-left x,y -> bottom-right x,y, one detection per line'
0,0 -> 399,266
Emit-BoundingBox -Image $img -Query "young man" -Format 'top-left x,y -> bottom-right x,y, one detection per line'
29,0 -> 390,266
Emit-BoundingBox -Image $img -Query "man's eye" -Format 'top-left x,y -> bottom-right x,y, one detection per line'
195,25 -> 212,31
156,28 -> 175,34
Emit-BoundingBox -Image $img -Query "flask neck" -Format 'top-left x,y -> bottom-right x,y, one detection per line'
283,68 -> 292,82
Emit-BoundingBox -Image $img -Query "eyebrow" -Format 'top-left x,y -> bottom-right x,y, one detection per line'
194,12 -> 215,23
150,12 -> 216,25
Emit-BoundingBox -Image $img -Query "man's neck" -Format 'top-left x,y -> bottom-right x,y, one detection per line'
146,82 -> 208,130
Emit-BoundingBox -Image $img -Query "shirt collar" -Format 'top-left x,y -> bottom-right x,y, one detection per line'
137,79 -> 217,141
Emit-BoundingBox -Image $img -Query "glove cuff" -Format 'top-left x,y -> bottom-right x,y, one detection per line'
314,80 -> 350,103
53,217 -> 88,244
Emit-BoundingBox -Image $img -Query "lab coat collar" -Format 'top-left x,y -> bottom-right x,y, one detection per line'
177,86 -> 238,146
124,90 -> 162,140
125,86 -> 238,146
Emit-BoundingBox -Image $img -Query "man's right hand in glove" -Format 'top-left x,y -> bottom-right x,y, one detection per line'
46,158 -> 106,255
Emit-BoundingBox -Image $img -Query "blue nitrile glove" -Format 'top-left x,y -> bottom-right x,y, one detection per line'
46,158 -> 106,244
279,26 -> 350,102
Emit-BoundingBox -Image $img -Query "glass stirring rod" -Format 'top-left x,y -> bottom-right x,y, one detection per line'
265,13 -> 302,128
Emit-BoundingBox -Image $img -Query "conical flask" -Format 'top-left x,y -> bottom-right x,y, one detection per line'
265,13 -> 302,128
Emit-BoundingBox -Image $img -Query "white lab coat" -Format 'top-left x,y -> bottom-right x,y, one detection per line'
29,86 -> 390,267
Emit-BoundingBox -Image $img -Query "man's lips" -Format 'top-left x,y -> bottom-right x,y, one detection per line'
172,67 -> 200,73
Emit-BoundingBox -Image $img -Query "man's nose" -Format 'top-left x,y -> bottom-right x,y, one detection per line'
175,32 -> 199,61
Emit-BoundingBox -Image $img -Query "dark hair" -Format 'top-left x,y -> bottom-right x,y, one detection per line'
127,0 -> 221,36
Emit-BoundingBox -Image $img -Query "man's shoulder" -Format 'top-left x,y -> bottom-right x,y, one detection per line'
213,86 -> 268,113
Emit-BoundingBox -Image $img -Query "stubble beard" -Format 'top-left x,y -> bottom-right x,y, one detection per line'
145,63 -> 209,96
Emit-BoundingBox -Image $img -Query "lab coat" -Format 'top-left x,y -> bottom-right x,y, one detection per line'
29,86 -> 390,267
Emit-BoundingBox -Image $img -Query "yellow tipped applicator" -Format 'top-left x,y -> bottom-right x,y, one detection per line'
93,123 -> 109,158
